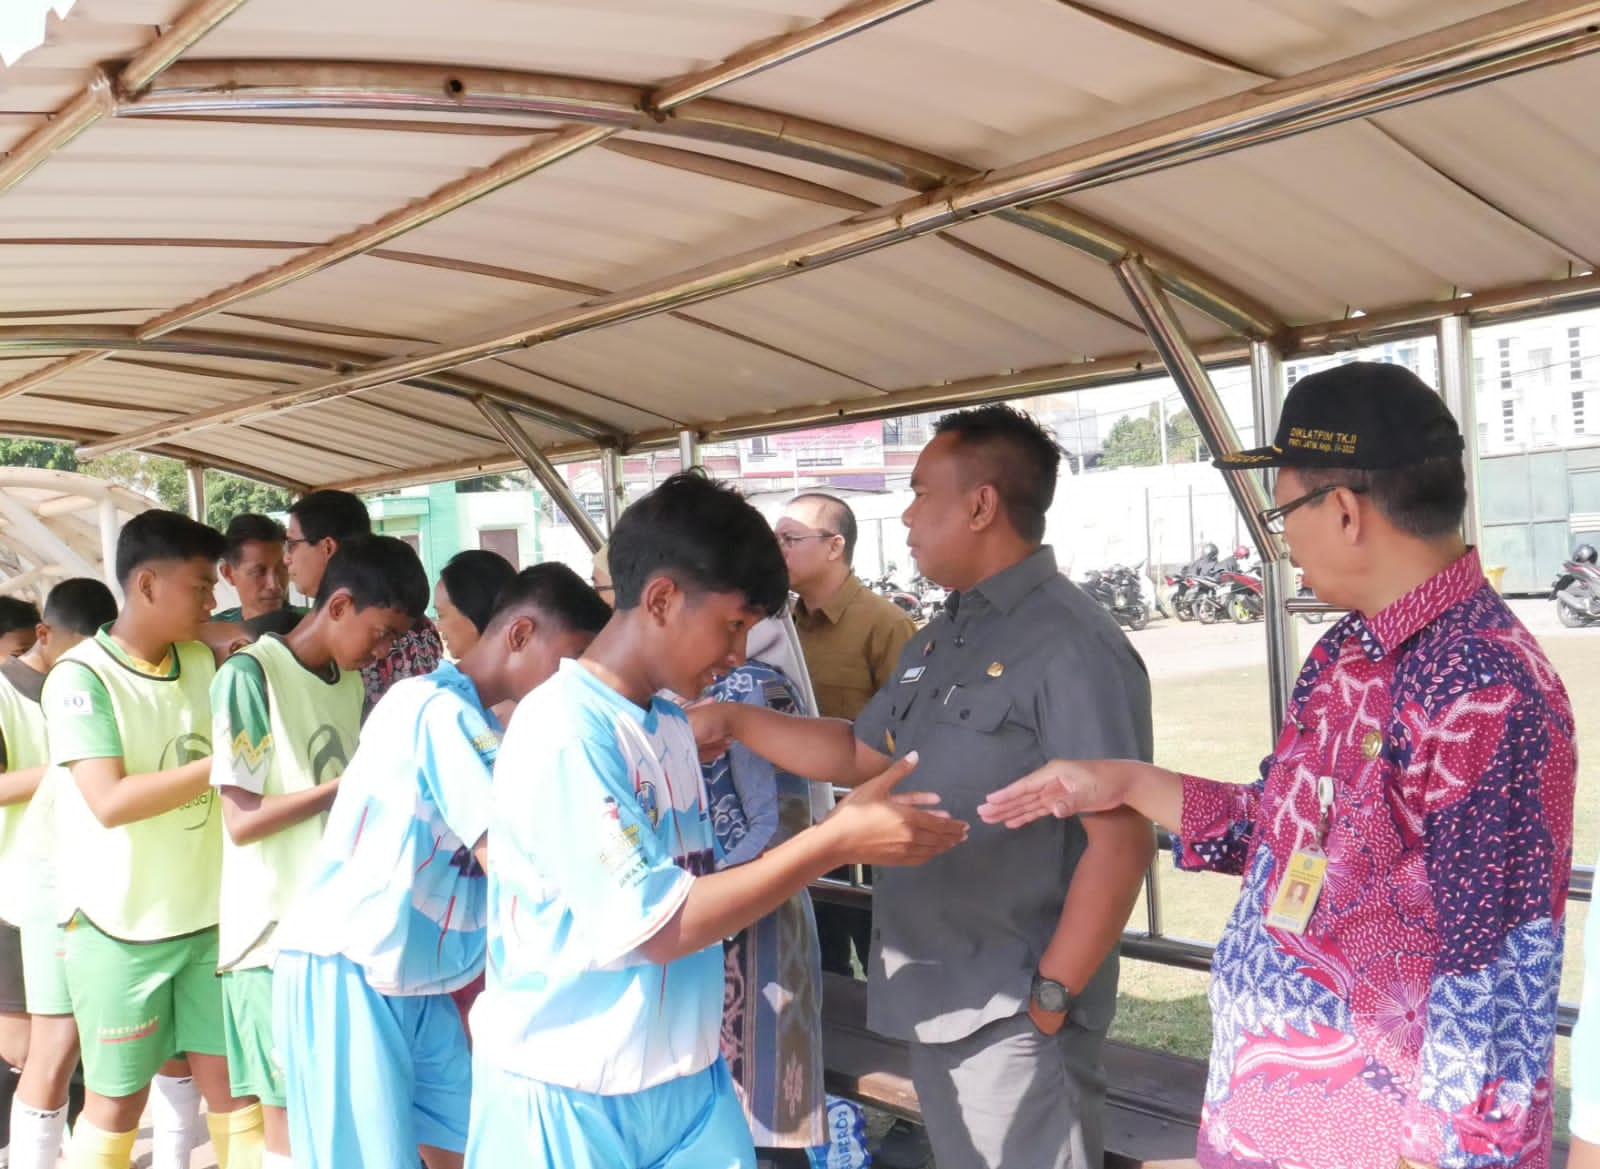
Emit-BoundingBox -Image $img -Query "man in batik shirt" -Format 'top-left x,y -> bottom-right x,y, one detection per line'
980,362 -> 1576,1169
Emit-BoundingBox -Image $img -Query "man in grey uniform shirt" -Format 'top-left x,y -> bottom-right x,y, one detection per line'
692,405 -> 1155,1169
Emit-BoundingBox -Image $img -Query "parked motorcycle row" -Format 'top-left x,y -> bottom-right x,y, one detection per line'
867,546 -> 1329,633
1160,547 -> 1324,628
868,567 -> 947,624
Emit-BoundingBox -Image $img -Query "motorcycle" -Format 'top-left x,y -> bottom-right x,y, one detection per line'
911,574 -> 948,623
1220,563 -> 1264,624
1551,549 -> 1600,627
868,573 -> 923,620
1082,562 -> 1151,631
1163,555 -> 1226,621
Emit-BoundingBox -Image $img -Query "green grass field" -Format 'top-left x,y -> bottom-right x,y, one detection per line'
1108,629 -> 1599,1138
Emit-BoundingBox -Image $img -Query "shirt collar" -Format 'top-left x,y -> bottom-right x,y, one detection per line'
799,572 -> 865,624
1351,547 -> 1486,661
963,545 -> 1058,616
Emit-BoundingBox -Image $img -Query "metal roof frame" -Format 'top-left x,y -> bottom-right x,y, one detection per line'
0,0 -> 1592,491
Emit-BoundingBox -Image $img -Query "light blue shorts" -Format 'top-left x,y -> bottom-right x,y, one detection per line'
466,1055 -> 755,1169
274,951 -> 472,1169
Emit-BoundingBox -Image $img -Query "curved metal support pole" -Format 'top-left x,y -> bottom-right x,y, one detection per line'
185,464 -> 207,523
476,398 -> 604,552
1116,258 -> 1280,559
600,447 -> 625,531
678,429 -> 700,473
1251,341 -> 1299,734
85,0 -> 1600,457
1437,315 -> 1481,545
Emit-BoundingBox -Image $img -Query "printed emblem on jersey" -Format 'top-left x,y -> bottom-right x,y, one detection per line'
55,690 -> 93,717
308,724 -> 349,785
160,733 -> 214,830
598,796 -> 648,886
635,776 -> 660,828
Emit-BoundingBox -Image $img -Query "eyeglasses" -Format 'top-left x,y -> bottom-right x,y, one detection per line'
284,537 -> 311,551
1259,484 -> 1369,535
775,530 -> 839,550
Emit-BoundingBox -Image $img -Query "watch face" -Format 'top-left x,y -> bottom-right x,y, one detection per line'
1033,977 -> 1070,1014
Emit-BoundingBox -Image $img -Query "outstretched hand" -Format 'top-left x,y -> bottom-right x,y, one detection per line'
827,752 -> 968,866
976,759 -> 1128,829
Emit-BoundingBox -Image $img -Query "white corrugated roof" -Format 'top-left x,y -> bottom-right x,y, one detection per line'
0,0 -> 1595,490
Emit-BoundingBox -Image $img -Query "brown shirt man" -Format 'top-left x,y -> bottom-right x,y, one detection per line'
792,573 -> 916,720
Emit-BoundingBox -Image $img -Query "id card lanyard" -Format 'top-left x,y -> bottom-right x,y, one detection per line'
1265,775 -> 1334,935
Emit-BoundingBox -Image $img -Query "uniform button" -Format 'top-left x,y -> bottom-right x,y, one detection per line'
955,636 -> 966,647
960,709 -> 970,719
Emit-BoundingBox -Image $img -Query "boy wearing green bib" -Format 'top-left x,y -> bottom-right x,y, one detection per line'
0,595 -> 45,1158
4,579 -> 118,1169
211,536 -> 427,1169
41,511 -> 260,1169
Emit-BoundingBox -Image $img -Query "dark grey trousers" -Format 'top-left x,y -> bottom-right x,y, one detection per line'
908,1012 -> 1106,1169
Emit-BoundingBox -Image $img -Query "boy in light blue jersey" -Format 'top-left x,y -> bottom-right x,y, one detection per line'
272,564 -> 610,1169
468,473 -> 968,1169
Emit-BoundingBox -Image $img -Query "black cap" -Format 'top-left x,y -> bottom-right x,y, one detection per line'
1215,361 -> 1465,470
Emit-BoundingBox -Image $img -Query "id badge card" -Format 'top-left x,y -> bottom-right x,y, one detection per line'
1265,845 -> 1327,935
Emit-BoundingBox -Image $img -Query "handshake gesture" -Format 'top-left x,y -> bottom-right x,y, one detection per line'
688,702 -> 968,868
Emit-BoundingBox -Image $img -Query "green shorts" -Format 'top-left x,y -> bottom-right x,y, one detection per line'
20,919 -> 72,1016
62,916 -> 225,1096
221,966 -> 283,1107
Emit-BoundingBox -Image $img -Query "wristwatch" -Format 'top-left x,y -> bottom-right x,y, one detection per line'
1030,971 -> 1073,1015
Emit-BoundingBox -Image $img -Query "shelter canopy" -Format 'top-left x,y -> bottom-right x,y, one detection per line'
0,0 -> 1596,491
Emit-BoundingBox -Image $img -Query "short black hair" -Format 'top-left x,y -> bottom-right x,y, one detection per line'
116,509 -> 227,585
486,562 -> 611,635
223,513 -> 287,565
242,608 -> 303,639
439,549 -> 519,635
288,490 -> 370,545
934,405 -> 1062,543
0,596 -> 41,636
790,492 -> 858,565
1295,456 -> 1467,540
43,578 -> 117,636
608,472 -> 788,617
315,534 -> 428,620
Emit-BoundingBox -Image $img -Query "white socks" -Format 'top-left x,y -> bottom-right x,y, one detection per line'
6,1099 -> 66,1169
148,1074 -> 202,1169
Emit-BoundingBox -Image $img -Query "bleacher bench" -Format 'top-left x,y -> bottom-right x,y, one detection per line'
820,971 -> 1204,1169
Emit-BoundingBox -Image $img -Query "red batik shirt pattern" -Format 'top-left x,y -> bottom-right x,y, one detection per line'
1177,549 -> 1576,1169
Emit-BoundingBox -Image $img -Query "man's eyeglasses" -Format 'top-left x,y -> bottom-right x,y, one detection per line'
1259,484 -> 1369,535
285,537 -> 311,551
775,530 -> 839,550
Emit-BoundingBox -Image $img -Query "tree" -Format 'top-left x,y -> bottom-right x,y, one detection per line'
1098,412 -> 1162,468
204,471 -> 294,529
0,438 -> 292,526
1166,408 -> 1210,463
0,438 -> 77,471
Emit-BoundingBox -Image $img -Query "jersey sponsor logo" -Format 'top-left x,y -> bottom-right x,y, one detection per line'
55,690 -> 94,717
598,795 -> 649,886
307,724 -> 349,785
160,733 -> 215,830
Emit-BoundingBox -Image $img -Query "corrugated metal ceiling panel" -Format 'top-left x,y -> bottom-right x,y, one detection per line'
0,0 -> 1593,491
